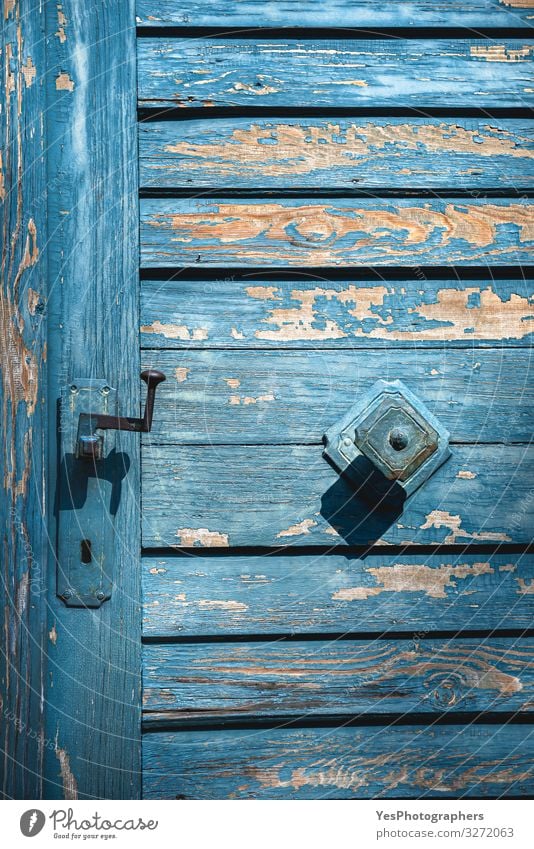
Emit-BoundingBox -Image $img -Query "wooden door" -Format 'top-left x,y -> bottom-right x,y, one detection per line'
137,4 -> 534,799
2,0 -> 534,802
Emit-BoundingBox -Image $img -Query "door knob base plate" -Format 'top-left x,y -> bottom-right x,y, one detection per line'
323,379 -> 451,500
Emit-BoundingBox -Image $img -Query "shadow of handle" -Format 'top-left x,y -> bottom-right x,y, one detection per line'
56,448 -> 131,518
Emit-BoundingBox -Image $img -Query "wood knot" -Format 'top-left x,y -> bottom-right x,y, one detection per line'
428,674 -> 463,708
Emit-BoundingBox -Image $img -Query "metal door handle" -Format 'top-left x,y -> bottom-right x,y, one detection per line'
76,369 -> 166,460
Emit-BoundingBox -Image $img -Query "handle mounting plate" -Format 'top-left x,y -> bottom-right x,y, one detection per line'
57,379 -> 118,607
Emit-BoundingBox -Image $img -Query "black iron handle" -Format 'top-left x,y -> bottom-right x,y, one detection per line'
77,370 -> 166,459
138,369 -> 167,432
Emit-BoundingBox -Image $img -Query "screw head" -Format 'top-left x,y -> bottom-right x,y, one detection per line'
389,428 -> 409,452
62,589 -> 72,600
342,436 -> 353,447
70,385 -> 78,394
101,385 -> 111,396
96,591 -> 105,601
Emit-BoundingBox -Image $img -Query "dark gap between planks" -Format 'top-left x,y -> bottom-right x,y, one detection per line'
136,27 -> 534,40
141,543 -> 534,557
141,628 -> 534,646
141,440 -> 532,447
141,711 -> 534,734
139,265 -> 534,281
138,188 -> 534,199
140,346 -> 534,352
138,106 -> 534,122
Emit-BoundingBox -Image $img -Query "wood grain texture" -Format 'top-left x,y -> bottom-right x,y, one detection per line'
140,198 -> 534,267
141,277 -> 534,348
137,39 -> 534,109
43,0 -> 141,800
139,119 -> 534,190
142,724 -> 534,799
142,553 -> 534,636
138,19 -> 534,802
143,638 -> 534,718
0,0 -> 48,800
140,349 -> 533,444
142,445 -> 533,547
136,0 -> 534,28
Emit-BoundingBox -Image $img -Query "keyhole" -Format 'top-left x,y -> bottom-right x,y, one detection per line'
389,428 -> 409,451
80,539 -> 92,563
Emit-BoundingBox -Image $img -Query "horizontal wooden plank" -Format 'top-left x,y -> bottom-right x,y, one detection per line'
141,349 -> 533,444
136,0 -> 534,28
137,39 -> 534,109
142,724 -> 534,798
141,445 -> 533,547
141,277 -> 534,347
143,638 -> 534,718
143,553 -> 534,636
139,119 -> 534,190
140,198 -> 534,267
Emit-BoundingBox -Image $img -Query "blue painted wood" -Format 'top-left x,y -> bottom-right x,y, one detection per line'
139,119 -> 534,190
142,444 -> 533,547
0,0 -> 48,801
2,0 -> 530,803
136,0 -> 534,28
141,349 -> 534,444
143,724 -> 534,799
140,277 -> 534,348
142,553 -> 534,636
140,198 -> 534,267
143,638 -> 534,718
137,39 -> 534,109
137,14 -> 534,804
43,0 -> 141,800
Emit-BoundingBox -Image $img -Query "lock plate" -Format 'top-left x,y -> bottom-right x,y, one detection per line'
323,379 -> 451,498
57,379 -> 118,607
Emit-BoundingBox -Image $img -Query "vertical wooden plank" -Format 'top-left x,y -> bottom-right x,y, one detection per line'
0,0 -> 48,799
44,1 -> 140,799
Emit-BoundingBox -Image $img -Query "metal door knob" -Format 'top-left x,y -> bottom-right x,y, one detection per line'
323,379 -> 451,500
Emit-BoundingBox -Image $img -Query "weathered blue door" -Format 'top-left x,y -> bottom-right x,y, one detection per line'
2,0 -> 534,801
136,4 -> 534,795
